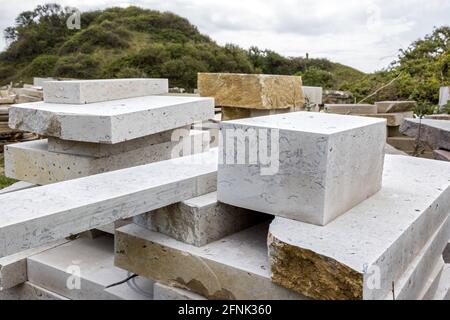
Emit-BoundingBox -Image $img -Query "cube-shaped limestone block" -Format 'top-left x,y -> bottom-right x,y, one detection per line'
43,79 -> 169,104
9,96 -> 214,144
133,192 -> 266,247
302,86 -> 323,105
198,73 -> 304,110
375,101 -> 417,113
324,104 -> 377,115
268,155 -> 450,300
218,112 -> 386,226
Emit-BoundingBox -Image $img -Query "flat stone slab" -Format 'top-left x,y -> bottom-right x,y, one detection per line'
268,155 -> 450,300
375,101 -> 417,113
47,127 -> 188,158
425,114 -> 450,121
5,130 -> 209,185
0,239 -> 68,290
153,282 -> 206,300
218,112 -> 386,226
43,79 -> 168,104
434,149 -> 450,162
27,235 -> 154,300
115,223 -> 306,300
400,118 -> 450,151
324,104 -> 377,115
134,191 -> 266,247
0,148 -> 218,257
0,181 -> 36,195
302,86 -> 323,105
198,73 -> 304,110
9,95 -> 214,143
422,262 -> 450,300
0,281 -> 68,300
361,112 -> 413,126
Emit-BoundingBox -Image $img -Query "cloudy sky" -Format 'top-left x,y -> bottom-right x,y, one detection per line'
0,0 -> 449,72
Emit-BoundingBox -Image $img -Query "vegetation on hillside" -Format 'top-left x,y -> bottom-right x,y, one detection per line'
0,4 -> 363,90
0,4 -> 448,109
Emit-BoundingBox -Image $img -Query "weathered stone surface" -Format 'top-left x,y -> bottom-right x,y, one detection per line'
0,181 -> 35,195
385,215 -> 450,300
439,86 -> 449,107
27,236 -> 154,300
361,112 -> 413,127
0,281 -> 68,300
5,130 -> 210,185
302,86 -> 323,105
400,118 -> 450,151
444,242 -> 450,264
375,101 -> 417,113
0,149 -> 218,257
384,144 -> 408,156
221,107 -> 251,121
134,192 -> 266,247
43,79 -> 168,104
422,262 -> 450,300
434,149 -> 450,162
268,155 -> 450,300
324,104 -> 377,115
47,127 -> 189,157
198,73 -> 304,110
218,112 -> 386,226
425,114 -> 450,121
420,259 -> 445,300
153,282 -> 206,300
9,95 -> 214,144
0,239 -> 68,290
115,223 -> 306,300
387,136 -> 417,151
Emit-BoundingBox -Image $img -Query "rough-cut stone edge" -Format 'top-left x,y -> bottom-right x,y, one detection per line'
268,233 -> 363,300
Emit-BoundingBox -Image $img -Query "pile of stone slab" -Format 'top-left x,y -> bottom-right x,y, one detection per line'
115,111 -> 450,300
0,77 -> 449,300
400,118 -> 450,162
5,78 -> 214,185
198,73 -> 305,120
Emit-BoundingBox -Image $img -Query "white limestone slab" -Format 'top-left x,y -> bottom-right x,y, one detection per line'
43,79 -> 169,104
0,148 -> 218,257
0,181 -> 36,195
0,239 -> 69,290
153,282 -> 206,300
134,191 -> 265,247
115,223 -> 306,300
385,214 -> 450,300
420,259 -> 446,300
27,235 -> 154,300
400,118 -> 450,150
268,155 -> 450,300
324,104 -> 377,115
5,130 -> 210,185
0,281 -> 68,300
9,95 -> 214,143
47,127 -> 189,157
426,264 -> 450,300
218,112 -> 386,226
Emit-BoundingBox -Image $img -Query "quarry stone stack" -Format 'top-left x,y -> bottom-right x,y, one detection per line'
0,75 -> 449,301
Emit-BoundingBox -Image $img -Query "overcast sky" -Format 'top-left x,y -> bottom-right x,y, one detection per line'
0,0 -> 449,72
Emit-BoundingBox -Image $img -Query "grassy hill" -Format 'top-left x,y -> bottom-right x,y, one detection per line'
0,4 -> 364,90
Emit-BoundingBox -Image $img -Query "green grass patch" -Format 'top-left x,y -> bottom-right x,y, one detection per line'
0,154 -> 16,190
